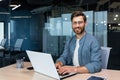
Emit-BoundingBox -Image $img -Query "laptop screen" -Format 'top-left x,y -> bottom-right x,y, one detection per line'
26,50 -> 60,80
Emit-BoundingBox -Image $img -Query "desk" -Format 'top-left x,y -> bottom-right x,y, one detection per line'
0,62 -> 120,80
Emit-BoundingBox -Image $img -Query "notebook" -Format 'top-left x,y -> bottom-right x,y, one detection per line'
26,50 -> 77,80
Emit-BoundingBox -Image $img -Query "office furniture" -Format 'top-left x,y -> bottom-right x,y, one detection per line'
0,46 -> 4,50
13,39 -> 24,51
5,39 -> 23,53
0,45 -> 5,64
4,38 -> 22,51
10,39 -> 24,58
101,47 -> 112,69
0,39 -> 6,67
0,62 -> 120,80
4,39 -> 24,64
0,38 -> 6,47
0,38 -> 6,51
0,46 -> 5,67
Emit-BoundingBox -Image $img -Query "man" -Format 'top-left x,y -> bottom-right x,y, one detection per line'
55,11 -> 102,75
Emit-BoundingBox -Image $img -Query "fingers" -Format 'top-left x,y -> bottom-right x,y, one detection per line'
55,63 -> 61,69
57,66 -> 77,75
58,67 -> 69,75
55,61 -> 63,69
59,69 -> 69,75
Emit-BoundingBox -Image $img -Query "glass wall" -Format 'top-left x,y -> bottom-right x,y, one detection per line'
84,11 -> 94,35
94,11 -> 107,46
43,11 -> 108,58
0,0 -> 119,69
0,22 -> 4,42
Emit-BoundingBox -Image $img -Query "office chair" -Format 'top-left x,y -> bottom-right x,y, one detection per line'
101,47 -> 112,69
4,39 -> 24,64
13,39 -> 24,51
10,39 -> 24,58
0,38 -> 6,47
0,39 -> 6,67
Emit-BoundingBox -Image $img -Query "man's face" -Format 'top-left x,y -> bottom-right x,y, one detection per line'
72,16 -> 86,35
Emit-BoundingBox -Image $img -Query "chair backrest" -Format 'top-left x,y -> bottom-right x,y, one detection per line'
101,47 -> 112,69
14,39 -> 24,51
0,39 -> 6,47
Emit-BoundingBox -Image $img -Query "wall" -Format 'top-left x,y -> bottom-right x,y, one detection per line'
0,7 -> 10,47
9,10 -> 44,51
108,32 -> 120,70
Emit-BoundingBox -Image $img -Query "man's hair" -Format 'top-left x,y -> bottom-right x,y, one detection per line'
71,11 -> 87,22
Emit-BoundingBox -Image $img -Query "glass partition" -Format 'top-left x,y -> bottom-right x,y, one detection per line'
62,13 -> 73,36
94,11 -> 107,46
84,11 -> 94,35
0,0 -> 10,47
0,0 -> 119,69
43,11 -> 108,57
0,22 -> 4,42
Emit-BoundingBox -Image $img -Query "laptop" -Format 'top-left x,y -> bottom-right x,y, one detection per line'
26,50 -> 77,80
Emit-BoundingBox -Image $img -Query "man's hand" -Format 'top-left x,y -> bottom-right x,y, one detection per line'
57,66 -> 77,75
55,61 -> 63,69
57,66 -> 89,75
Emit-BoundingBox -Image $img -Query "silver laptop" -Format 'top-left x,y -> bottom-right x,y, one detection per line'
26,50 -> 77,80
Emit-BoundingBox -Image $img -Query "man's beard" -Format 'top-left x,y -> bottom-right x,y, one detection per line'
73,27 -> 85,35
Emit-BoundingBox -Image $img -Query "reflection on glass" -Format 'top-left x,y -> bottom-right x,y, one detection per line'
43,11 -> 108,58
45,17 -> 62,36
62,13 -> 73,36
94,11 -> 107,46
84,11 -> 93,35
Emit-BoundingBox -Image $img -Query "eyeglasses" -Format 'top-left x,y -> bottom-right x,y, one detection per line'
72,21 -> 84,25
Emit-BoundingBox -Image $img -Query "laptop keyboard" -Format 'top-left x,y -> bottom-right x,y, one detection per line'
59,72 -> 77,79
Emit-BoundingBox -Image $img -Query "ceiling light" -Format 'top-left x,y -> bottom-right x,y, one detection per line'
12,4 -> 21,10
114,18 -> 117,21
109,24 -> 111,27
64,18 -> 67,20
86,15 -> 89,18
104,24 -> 107,26
9,4 -> 17,7
115,14 -> 118,17
104,21 -> 106,23
101,21 -> 104,24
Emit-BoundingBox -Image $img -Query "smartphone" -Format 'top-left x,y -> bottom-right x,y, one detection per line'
27,67 -> 33,70
87,76 -> 105,80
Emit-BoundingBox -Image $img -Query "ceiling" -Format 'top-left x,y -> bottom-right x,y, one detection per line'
0,0 -> 120,12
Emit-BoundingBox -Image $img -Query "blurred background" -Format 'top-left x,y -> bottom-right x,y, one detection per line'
0,0 -> 120,70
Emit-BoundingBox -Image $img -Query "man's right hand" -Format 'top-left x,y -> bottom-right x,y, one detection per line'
55,61 -> 63,69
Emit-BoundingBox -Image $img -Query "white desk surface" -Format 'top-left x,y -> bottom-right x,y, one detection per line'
0,62 -> 120,80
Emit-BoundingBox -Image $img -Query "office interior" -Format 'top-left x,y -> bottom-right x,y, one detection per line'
0,0 -> 120,70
